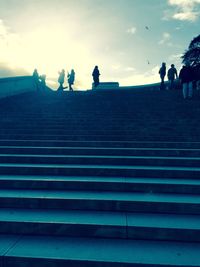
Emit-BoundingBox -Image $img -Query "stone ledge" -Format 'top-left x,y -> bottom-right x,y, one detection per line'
92,82 -> 119,90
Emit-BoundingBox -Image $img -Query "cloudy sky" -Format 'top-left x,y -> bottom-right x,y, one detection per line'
0,0 -> 199,89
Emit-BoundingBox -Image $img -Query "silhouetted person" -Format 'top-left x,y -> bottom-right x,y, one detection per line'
194,65 -> 200,90
39,74 -> 46,90
92,66 -> 100,87
32,69 -> 40,91
68,69 -> 75,91
167,64 -> 178,90
159,62 -> 166,90
58,69 -> 65,90
179,63 -> 194,99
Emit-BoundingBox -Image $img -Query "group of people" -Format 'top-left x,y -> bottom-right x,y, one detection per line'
32,69 -> 46,91
33,63 -> 199,98
57,69 -> 75,91
33,66 -> 101,91
159,63 -> 178,91
159,62 -> 200,99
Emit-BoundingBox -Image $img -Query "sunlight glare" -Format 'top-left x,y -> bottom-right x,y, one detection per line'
10,23 -> 93,88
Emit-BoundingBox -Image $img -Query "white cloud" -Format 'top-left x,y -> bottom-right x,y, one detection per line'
168,53 -> 183,61
111,64 -> 121,70
125,67 -> 135,72
126,27 -> 137,35
0,18 -> 95,89
0,19 -> 8,36
120,66 -> 160,86
158,32 -> 171,45
0,19 -> 25,74
173,11 -> 199,21
167,0 -> 200,21
169,0 -> 200,6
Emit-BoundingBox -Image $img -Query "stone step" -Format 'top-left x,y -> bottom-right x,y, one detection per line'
0,163 -> 199,178
0,134 -> 196,141
2,234 -> 200,267
0,118 -> 196,124
0,189 -> 200,214
0,119 -> 188,126
0,154 -> 200,167
0,110 -> 195,116
1,129 -> 153,135
1,140 -> 200,148
1,145 -> 200,157
0,208 -> 200,242
1,175 -> 200,194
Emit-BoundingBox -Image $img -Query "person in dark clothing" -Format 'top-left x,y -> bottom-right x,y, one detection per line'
194,65 -> 200,90
39,74 -> 46,90
159,62 -> 166,90
32,69 -> 40,91
92,66 -> 100,87
179,63 -> 195,99
58,69 -> 65,90
167,64 -> 178,90
68,69 -> 75,91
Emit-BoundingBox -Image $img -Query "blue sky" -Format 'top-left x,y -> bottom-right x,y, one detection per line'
0,0 -> 199,89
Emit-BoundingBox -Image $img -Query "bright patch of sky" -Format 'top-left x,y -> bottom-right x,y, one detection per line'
0,0 -> 199,89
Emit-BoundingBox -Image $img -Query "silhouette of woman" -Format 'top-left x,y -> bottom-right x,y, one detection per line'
159,62 -> 166,90
58,69 -> 65,90
68,69 -> 75,91
92,66 -> 100,87
32,69 -> 40,91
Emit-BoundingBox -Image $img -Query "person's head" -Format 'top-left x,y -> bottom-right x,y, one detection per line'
171,64 -> 175,68
95,65 -> 98,69
162,62 -> 166,67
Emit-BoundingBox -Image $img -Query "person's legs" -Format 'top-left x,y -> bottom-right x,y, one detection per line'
160,76 -> 165,90
170,79 -> 174,90
94,77 -> 99,87
197,80 -> 200,90
182,83 -> 188,99
188,81 -> 193,98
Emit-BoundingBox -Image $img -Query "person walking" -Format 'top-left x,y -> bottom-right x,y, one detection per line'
179,63 -> 194,99
32,69 -> 40,91
194,65 -> 200,90
159,62 -> 166,90
39,74 -> 47,90
167,64 -> 178,90
58,69 -> 65,90
68,69 -> 75,91
92,66 -> 100,87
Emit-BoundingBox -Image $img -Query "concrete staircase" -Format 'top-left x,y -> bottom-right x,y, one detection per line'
0,89 -> 200,266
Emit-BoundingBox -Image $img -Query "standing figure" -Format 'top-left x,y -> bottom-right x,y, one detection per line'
58,69 -> 65,90
92,66 -> 100,87
167,64 -> 178,90
194,65 -> 200,90
159,62 -> 166,90
68,69 -> 75,91
39,74 -> 46,90
32,69 -> 40,91
179,63 -> 194,99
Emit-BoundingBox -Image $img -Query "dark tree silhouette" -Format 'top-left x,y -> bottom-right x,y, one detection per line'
182,34 -> 200,67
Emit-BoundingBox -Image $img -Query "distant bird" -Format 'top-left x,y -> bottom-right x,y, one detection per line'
145,26 -> 150,30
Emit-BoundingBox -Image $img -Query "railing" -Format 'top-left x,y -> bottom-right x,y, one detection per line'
0,76 -> 37,99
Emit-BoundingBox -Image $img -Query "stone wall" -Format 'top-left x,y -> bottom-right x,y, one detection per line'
0,76 -> 37,99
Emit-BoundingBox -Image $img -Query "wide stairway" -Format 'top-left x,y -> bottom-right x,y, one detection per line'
0,89 -> 200,266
